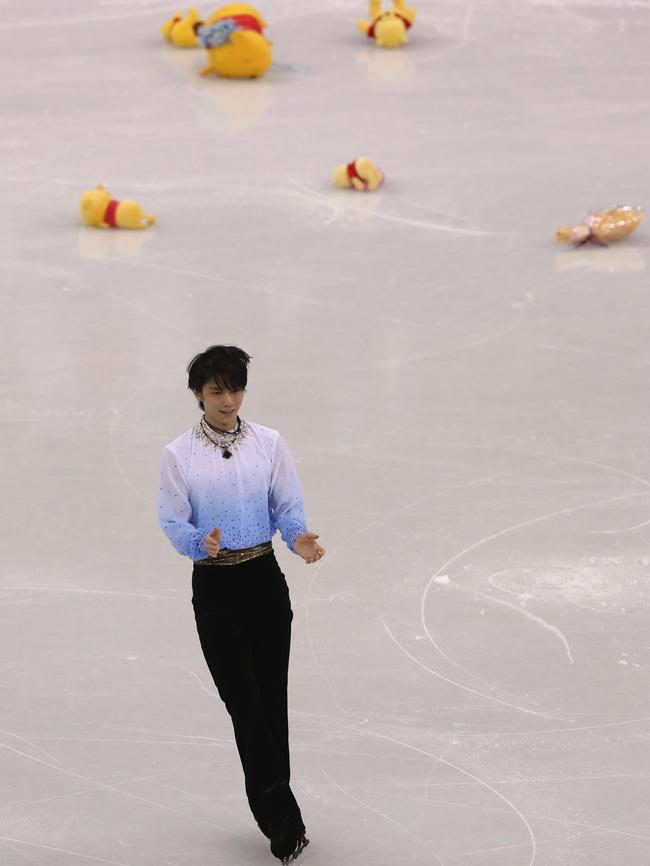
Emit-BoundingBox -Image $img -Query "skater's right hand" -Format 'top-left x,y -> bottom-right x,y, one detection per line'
204,527 -> 221,558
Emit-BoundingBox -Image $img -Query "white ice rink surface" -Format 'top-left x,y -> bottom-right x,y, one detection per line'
2,1 -> 650,864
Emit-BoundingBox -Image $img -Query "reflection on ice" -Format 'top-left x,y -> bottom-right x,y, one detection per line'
159,45 -> 274,130
77,227 -> 156,260
356,46 -> 417,86
554,245 -> 646,273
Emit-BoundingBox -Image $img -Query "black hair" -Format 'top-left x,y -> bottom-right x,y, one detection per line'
187,345 -> 251,410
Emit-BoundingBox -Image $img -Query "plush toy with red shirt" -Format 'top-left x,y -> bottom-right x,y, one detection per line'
358,0 -> 416,48
332,157 -> 384,191
80,185 -> 156,229
197,4 -> 272,78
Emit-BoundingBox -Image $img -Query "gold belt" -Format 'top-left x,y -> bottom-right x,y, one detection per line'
195,540 -> 273,567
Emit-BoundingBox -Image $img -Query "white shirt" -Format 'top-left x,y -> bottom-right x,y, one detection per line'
158,419 -> 307,561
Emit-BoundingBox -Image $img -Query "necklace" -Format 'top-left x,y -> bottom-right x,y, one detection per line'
196,416 -> 248,459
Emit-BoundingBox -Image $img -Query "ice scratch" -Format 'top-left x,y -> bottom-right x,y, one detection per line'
317,754 -> 445,865
359,728 -> 537,866
0,836 -> 130,866
380,618 -> 557,720
469,579 -> 574,664
421,490 -> 650,674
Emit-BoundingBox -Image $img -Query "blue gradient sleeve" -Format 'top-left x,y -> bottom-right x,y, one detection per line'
158,447 -> 208,561
269,435 -> 308,552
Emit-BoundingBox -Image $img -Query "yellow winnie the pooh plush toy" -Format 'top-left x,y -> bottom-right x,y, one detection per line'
80,185 -> 156,229
161,8 -> 203,47
332,157 -> 384,191
358,0 -> 416,48
197,4 -> 272,78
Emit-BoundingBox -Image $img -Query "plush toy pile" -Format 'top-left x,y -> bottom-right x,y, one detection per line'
161,4 -> 272,78
79,6 -> 645,248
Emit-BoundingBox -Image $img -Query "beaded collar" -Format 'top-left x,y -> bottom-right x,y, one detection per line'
194,416 -> 249,459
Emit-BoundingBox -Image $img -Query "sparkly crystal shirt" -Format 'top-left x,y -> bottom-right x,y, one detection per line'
158,420 -> 307,561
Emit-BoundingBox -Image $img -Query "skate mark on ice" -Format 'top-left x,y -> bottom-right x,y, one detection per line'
0,835 -> 131,866
288,178 -> 510,237
317,753 -> 445,865
380,618 -> 557,720
358,728 -> 538,866
420,490 -> 650,696
0,586 -> 179,602
0,741 -> 226,832
0,726 -> 61,766
590,514 -> 650,534
460,579 -> 575,664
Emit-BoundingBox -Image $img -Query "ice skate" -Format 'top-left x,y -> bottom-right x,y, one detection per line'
280,832 -> 310,864
269,809 -> 309,863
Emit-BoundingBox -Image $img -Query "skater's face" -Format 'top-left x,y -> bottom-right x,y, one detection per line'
194,379 -> 246,431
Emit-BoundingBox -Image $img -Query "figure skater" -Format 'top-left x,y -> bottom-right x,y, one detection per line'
158,345 -> 324,864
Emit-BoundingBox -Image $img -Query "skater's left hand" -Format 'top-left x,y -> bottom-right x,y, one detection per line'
294,531 -> 326,564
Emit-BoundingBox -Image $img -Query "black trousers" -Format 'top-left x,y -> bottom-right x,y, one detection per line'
192,552 -> 305,852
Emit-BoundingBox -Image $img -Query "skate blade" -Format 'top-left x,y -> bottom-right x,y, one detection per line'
282,835 -> 310,864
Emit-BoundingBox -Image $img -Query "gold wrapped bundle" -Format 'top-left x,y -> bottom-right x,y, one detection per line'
556,205 -> 644,246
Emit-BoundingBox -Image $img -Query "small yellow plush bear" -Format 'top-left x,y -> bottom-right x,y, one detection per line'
332,157 -> 384,191
161,8 -> 203,47
198,4 -> 272,79
358,0 -> 416,48
80,185 -> 156,229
